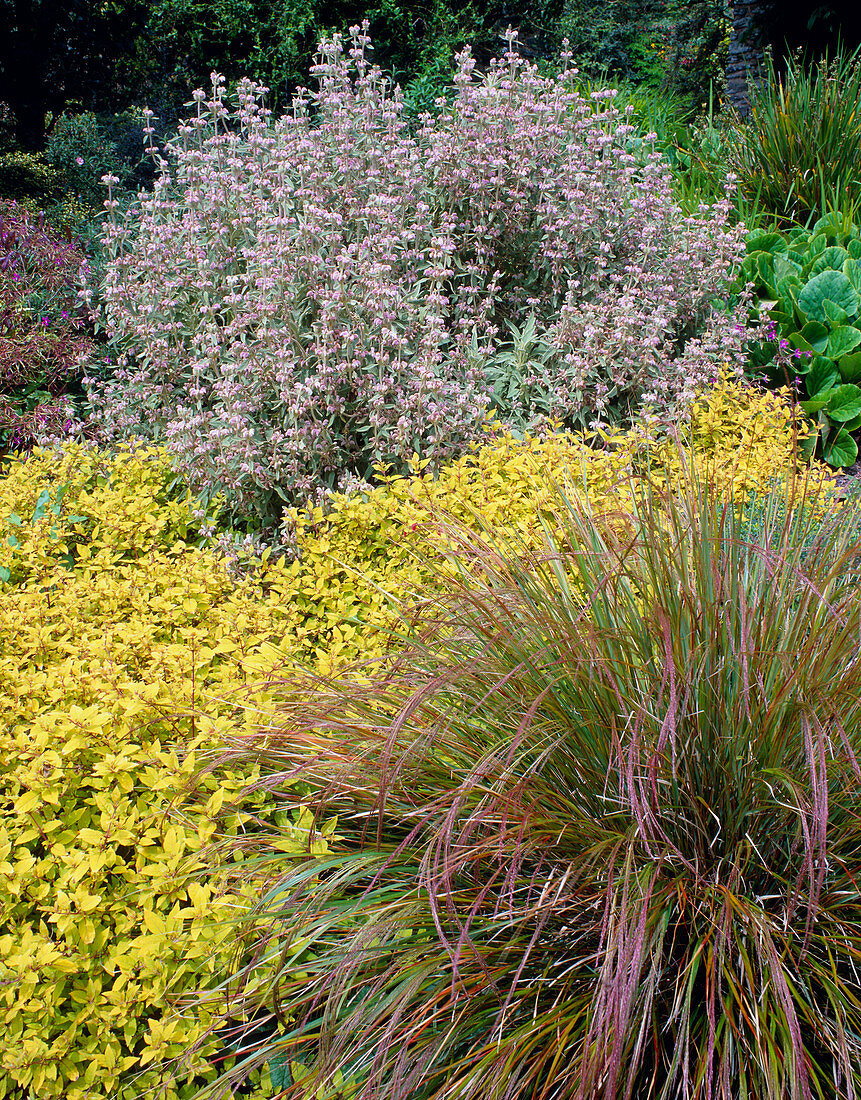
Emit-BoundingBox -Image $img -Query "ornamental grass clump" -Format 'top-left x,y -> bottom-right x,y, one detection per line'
190,462 -> 861,1100
88,23 -> 748,529
724,47 -> 861,224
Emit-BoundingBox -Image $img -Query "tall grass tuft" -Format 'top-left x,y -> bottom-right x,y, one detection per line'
191,461 -> 861,1100
724,46 -> 861,225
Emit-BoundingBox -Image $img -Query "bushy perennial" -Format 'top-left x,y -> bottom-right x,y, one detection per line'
88,25 -> 749,527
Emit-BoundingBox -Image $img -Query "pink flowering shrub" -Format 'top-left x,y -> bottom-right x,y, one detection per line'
87,25 -> 750,528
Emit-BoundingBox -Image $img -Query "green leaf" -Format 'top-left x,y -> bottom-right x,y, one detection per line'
805,356 -> 840,397
0,565 -> 9,583
769,306 -> 795,329
826,384 -> 861,422
849,239 -> 861,260
51,484 -> 68,516
823,426 -> 858,467
826,385 -> 861,422
754,252 -> 774,286
268,1049 -> 290,1090
746,231 -> 788,254
826,326 -> 861,359
839,351 -> 861,382
798,321 -> 829,353
823,299 -> 850,326
800,397 -> 830,414
798,270 -> 859,323
31,489 -> 52,522
845,257 -> 861,294
792,352 -> 814,375
810,246 -> 850,276
773,254 -> 801,284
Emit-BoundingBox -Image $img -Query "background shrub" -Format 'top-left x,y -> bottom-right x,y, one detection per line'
553,0 -> 729,110
87,27 -> 749,532
0,150 -> 61,209
43,111 -> 151,231
0,200 -> 99,453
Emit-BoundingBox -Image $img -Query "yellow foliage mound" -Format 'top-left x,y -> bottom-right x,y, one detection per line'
0,447 -> 325,1099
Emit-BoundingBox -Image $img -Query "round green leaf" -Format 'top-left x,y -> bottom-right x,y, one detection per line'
839,351 -> 861,382
823,300 -> 850,326
756,253 -> 776,291
810,246 -> 850,276
773,255 -> 801,284
826,326 -> 861,359
798,270 -> 859,323
849,239 -> 861,260
823,427 -> 858,468
844,257 -> 861,293
805,356 -> 840,398
797,321 -> 829,354
826,384 -> 861,422
745,231 -> 788,255
770,306 -> 795,329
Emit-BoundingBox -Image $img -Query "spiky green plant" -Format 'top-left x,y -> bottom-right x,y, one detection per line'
190,463 -> 861,1100
723,46 -> 861,225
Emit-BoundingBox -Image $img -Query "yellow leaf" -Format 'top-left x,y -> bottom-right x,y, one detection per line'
15,790 -> 40,814
205,788 -> 225,815
76,891 -> 102,913
78,918 -> 95,945
116,772 -> 134,793
142,909 -> 165,936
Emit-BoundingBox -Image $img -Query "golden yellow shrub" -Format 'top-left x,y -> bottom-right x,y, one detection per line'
253,372 -> 835,674
0,446 -> 327,1099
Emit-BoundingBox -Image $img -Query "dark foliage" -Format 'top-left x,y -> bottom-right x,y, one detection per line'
0,199 -> 97,450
